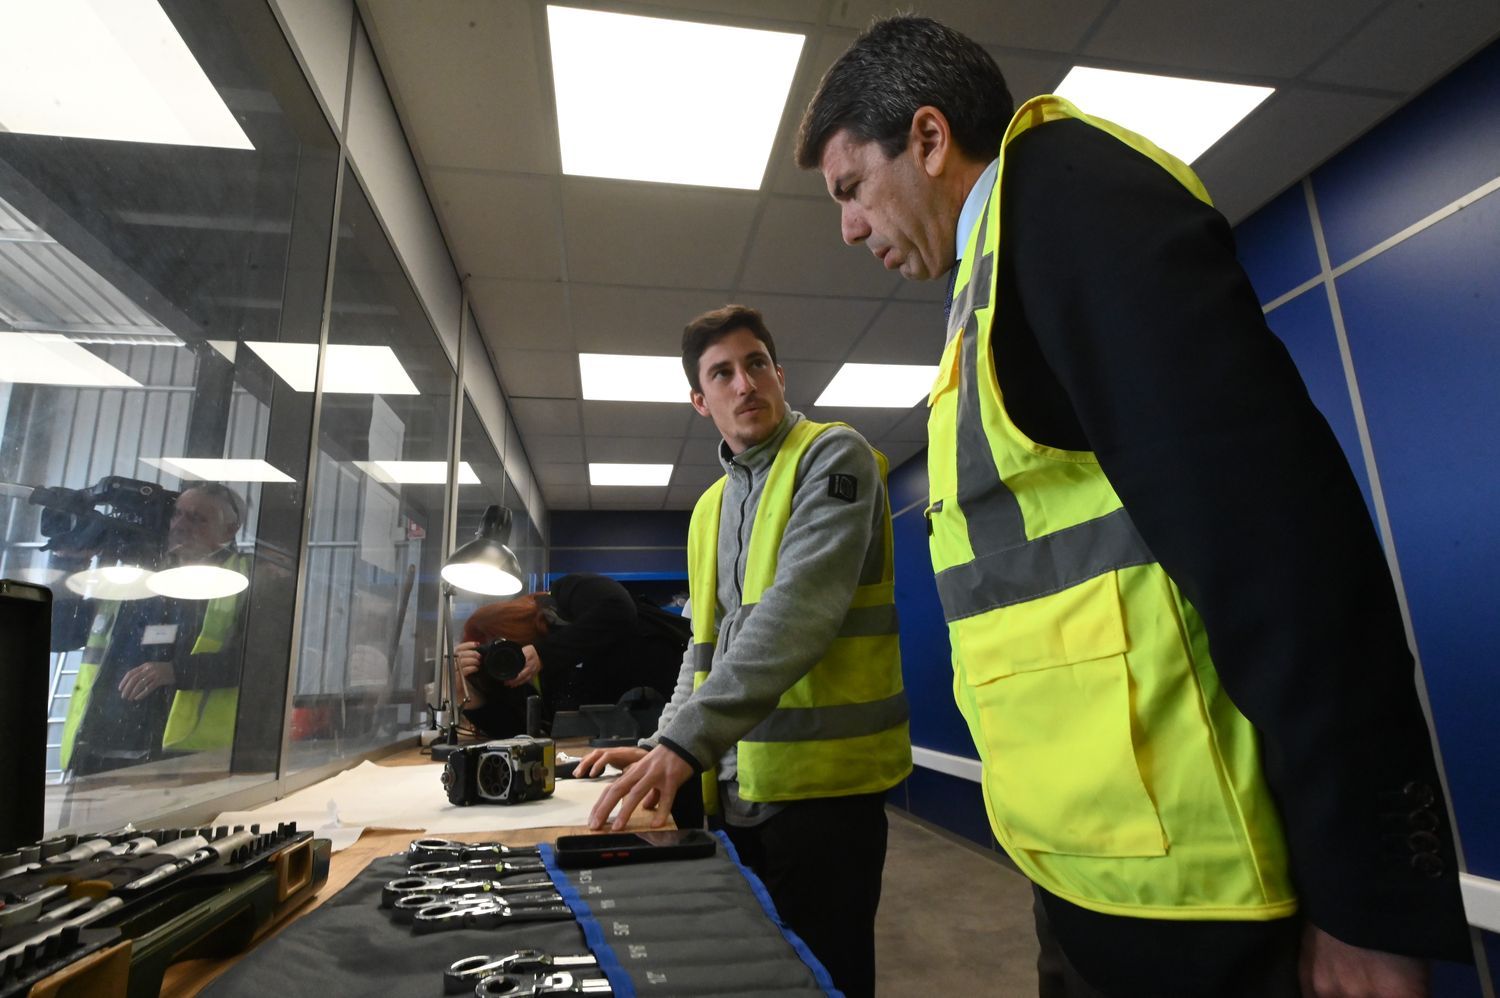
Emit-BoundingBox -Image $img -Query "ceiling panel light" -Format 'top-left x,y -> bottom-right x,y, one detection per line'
243,342 -> 419,395
1,332 -> 141,387
589,463 -> 673,487
148,564 -> 250,600
354,461 -> 481,485
1,0 -> 253,149
141,457 -> 294,482
548,6 -> 803,189
815,363 -> 939,408
579,353 -> 692,403
1053,67 -> 1273,164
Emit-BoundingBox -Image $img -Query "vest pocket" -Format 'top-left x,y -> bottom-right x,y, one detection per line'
954,571 -> 1167,858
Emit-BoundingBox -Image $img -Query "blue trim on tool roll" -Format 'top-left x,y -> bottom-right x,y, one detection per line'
712,830 -> 842,997
537,842 -> 636,998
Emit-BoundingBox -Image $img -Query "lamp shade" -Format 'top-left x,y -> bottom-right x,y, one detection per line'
441,505 -> 524,596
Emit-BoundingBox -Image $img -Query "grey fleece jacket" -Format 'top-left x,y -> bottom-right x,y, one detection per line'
652,409 -> 889,822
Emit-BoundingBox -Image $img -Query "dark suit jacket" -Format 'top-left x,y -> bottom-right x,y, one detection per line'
994,118 -> 1469,961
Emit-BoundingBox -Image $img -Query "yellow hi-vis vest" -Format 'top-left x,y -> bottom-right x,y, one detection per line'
925,95 -> 1296,921
686,418 -> 912,810
59,553 -> 249,767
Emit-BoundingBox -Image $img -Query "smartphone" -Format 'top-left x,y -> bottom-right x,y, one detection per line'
553,828 -> 717,869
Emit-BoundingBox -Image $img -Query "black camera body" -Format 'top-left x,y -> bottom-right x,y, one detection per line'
29,475 -> 177,563
441,736 -> 555,806
463,638 -> 528,701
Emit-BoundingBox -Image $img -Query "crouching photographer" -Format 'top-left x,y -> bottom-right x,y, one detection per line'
453,572 -> 686,739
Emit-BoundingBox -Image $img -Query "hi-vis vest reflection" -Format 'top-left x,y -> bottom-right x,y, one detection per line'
687,419 -> 911,810
60,553 -> 249,768
925,96 -> 1295,920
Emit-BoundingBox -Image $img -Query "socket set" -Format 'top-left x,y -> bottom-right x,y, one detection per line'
1,822 -> 327,998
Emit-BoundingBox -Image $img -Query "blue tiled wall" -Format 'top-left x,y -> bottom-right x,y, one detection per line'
1234,36 -> 1500,995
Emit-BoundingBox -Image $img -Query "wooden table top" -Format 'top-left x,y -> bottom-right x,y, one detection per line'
159,742 -> 658,995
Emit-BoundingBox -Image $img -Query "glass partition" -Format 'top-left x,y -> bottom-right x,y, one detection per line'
0,0 -> 338,831
288,166 -> 454,774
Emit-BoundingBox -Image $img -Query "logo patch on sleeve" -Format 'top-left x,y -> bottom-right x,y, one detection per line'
828,474 -> 858,502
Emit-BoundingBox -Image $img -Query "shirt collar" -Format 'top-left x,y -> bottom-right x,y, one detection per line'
954,158 -> 999,263
719,409 -> 802,473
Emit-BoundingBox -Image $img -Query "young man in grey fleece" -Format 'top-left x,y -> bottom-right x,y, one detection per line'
583,304 -> 908,997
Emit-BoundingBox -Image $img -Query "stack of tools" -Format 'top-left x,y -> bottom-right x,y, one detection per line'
0,822 -> 327,997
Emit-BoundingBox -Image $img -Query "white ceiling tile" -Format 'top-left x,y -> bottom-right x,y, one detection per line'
537,462 -> 588,486
582,436 -> 684,463
569,285 -> 732,354
543,483 -> 592,509
362,0 -> 555,174
805,405 -> 909,440
430,171 -> 562,280
782,361 -> 842,408
469,279 -> 573,352
855,302 -> 947,363
589,485 -> 666,509
740,197 -> 901,297
1306,0 -> 1500,92
874,438 -> 925,471
666,485 -> 711,508
745,292 -> 884,362
895,275 -> 947,303
670,465 -> 724,490
830,1 -> 1112,51
562,179 -> 758,287
886,406 -> 932,443
510,397 -> 582,436
1082,0 -> 1387,79
494,347 -> 580,399
581,400 -> 696,437
526,435 -> 586,462
1193,88 -> 1400,223
770,32 -> 859,197
987,50 -> 1074,105
685,414 -> 726,444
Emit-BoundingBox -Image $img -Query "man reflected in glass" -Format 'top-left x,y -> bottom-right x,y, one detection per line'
53,483 -> 251,776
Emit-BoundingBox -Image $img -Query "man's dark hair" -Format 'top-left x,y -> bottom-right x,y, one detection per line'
795,15 -> 1014,169
681,305 -> 779,394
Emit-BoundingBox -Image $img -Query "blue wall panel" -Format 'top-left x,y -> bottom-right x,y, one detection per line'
1234,184 -> 1322,305
887,444 -> 930,514
1333,193 -> 1500,881
900,766 -> 995,850
550,510 -> 691,548
1263,289 -> 1376,517
546,546 -> 687,576
1312,39 -> 1500,266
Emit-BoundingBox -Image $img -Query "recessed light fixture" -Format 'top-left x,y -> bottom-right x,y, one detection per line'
2,332 -> 141,387
579,353 -> 692,403
1053,67 -> 1273,164
243,342 -> 420,395
354,461 -> 481,486
1,0 -> 253,150
814,363 -> 939,408
547,6 -> 804,189
148,564 -> 250,601
141,457 -> 294,483
589,463 -> 673,487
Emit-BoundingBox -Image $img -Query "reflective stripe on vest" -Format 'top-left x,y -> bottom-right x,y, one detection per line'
925,95 -> 1295,921
161,552 -> 250,751
687,419 -> 912,804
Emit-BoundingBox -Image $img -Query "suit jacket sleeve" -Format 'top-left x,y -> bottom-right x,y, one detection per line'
998,118 -> 1469,959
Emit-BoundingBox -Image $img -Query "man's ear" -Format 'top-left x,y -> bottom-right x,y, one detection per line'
910,105 -> 954,178
776,365 -> 786,392
690,389 -> 709,417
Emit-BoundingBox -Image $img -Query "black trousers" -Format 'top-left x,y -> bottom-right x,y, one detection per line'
722,792 -> 888,998
1033,885 -> 1302,998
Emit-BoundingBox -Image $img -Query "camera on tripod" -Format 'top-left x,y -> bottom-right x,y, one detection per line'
440,736 -> 555,806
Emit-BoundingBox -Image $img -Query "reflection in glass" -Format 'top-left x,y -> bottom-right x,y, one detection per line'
289,167 -> 453,773
0,0 -> 337,832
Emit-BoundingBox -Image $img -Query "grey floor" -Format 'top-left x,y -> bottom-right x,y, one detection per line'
875,809 -> 1039,995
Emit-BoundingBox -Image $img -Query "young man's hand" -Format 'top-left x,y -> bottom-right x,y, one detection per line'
587,745 -> 692,830
574,746 -> 647,778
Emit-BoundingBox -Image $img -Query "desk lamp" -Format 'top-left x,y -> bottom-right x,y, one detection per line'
434,505 -> 524,756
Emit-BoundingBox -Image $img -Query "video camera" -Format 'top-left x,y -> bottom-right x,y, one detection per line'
28,476 -> 178,565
